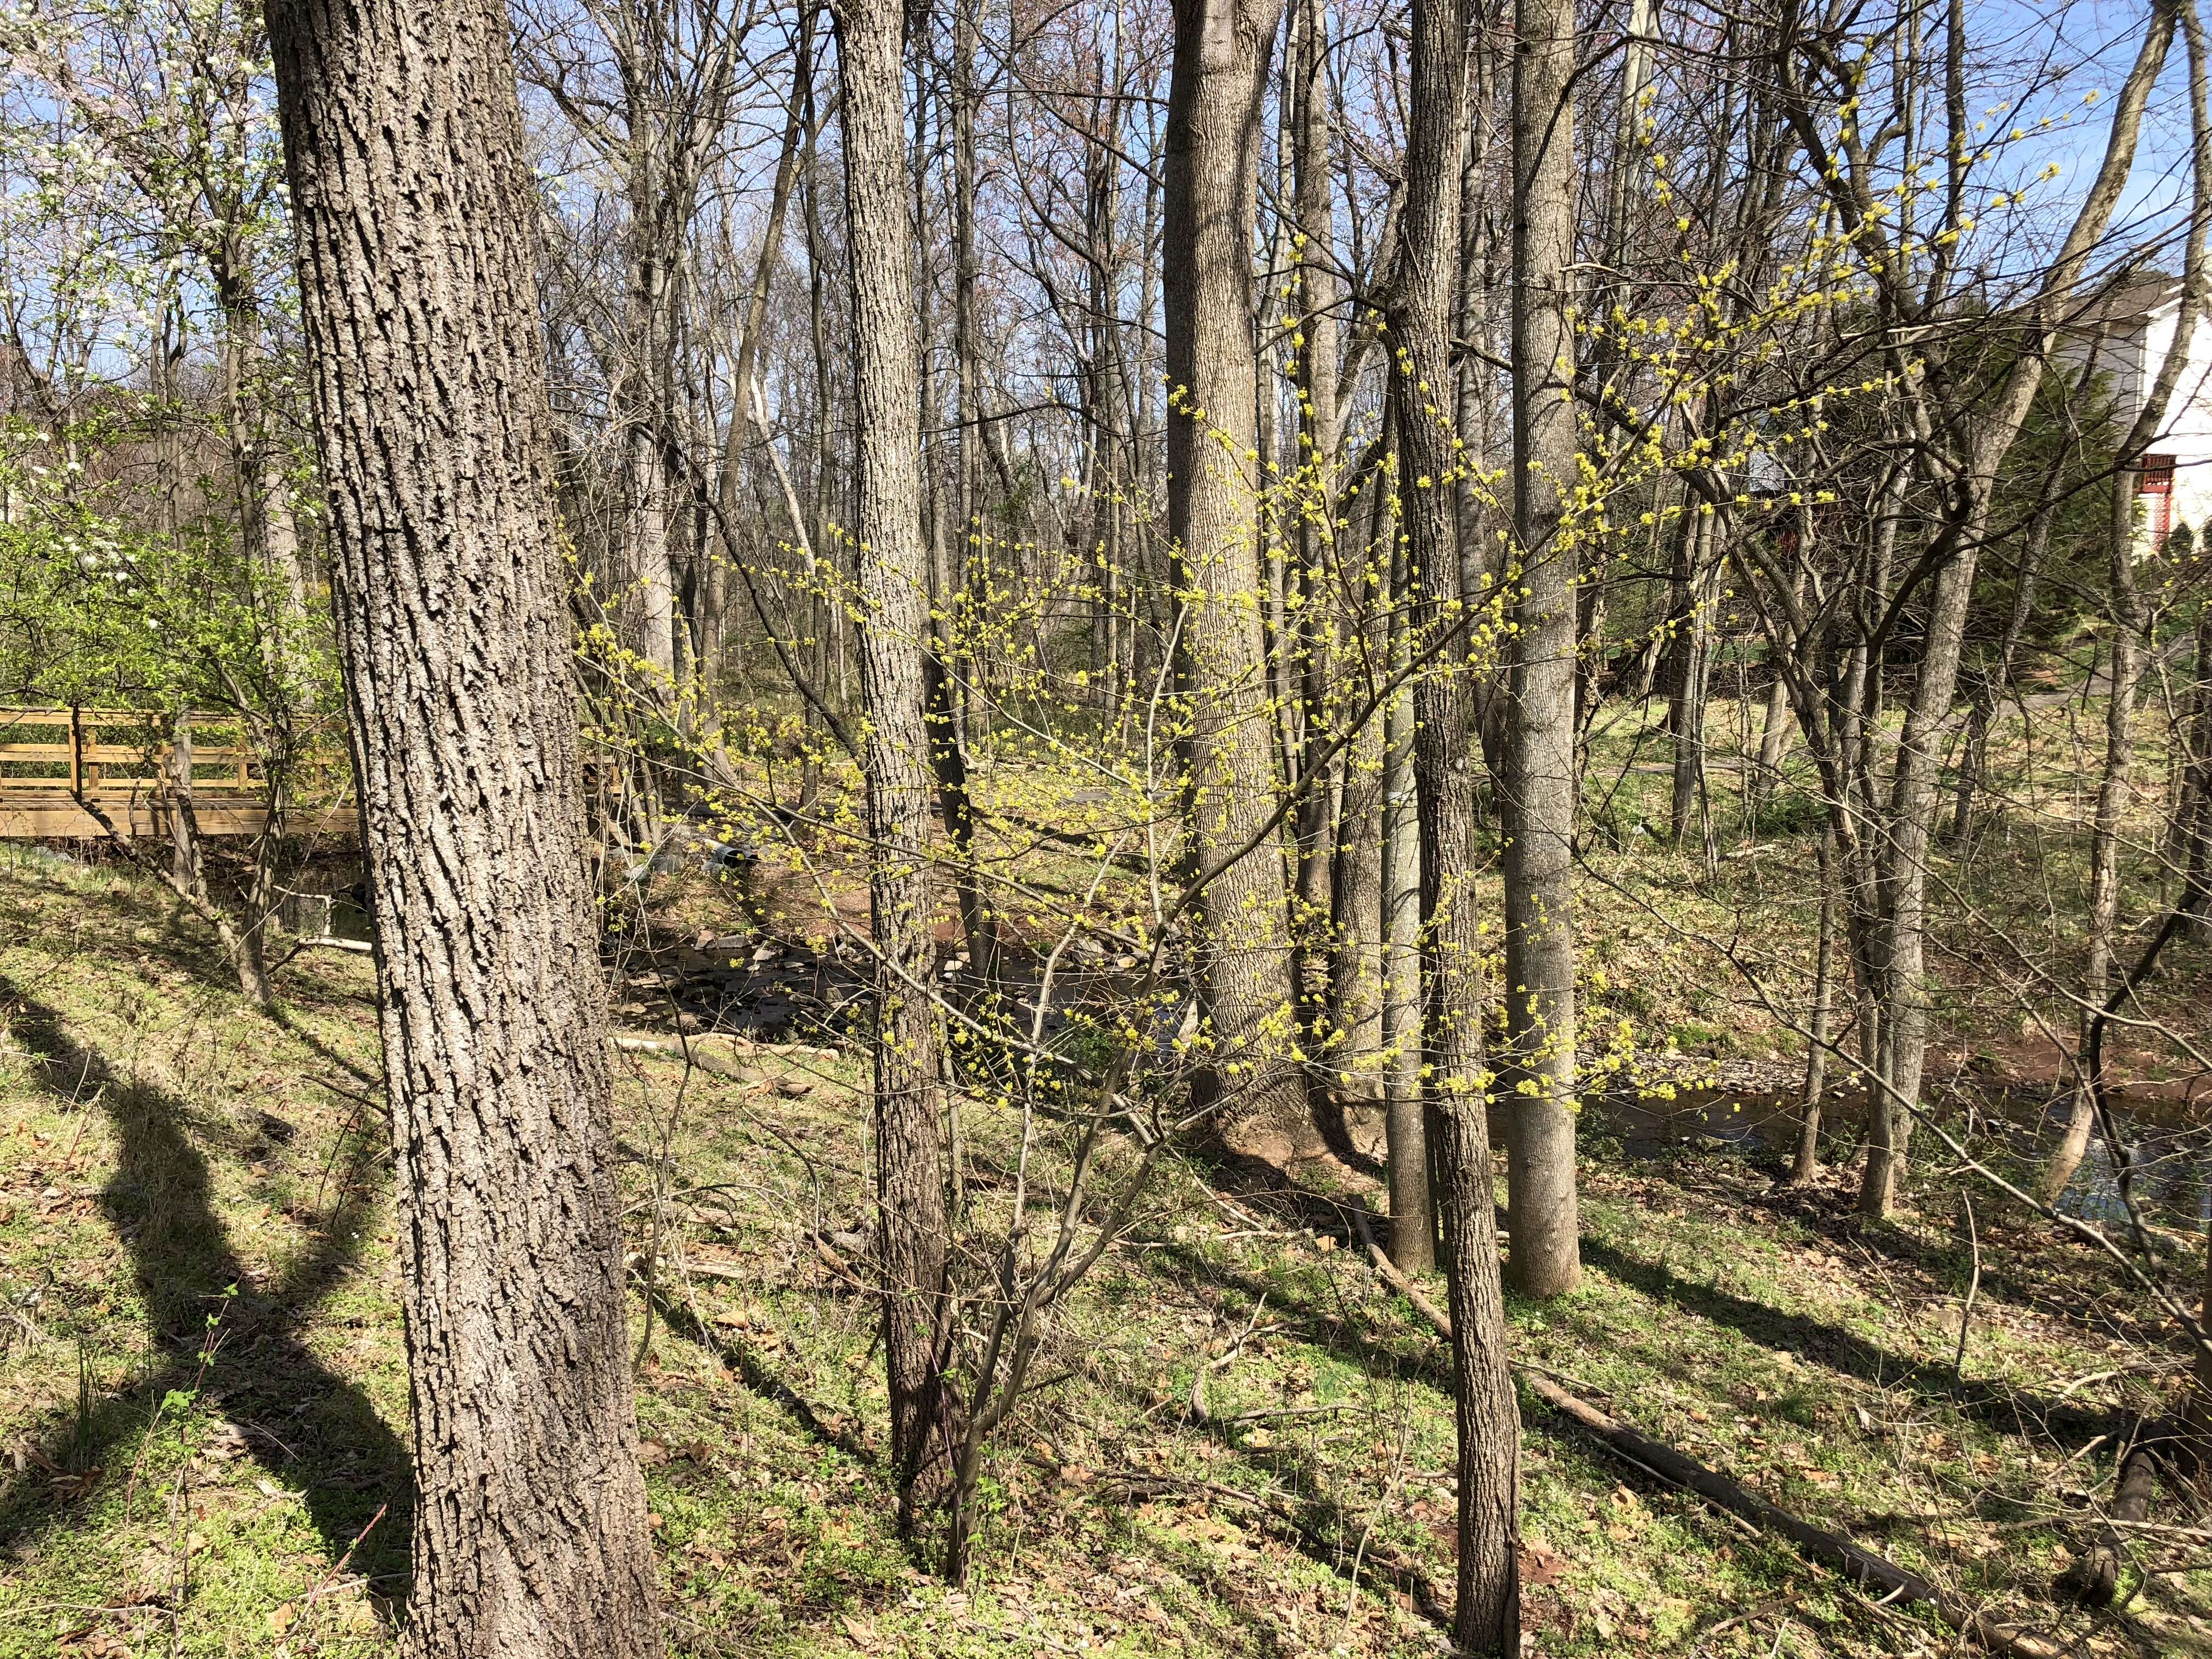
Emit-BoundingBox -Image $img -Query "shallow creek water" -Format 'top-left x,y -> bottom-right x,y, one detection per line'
1591,1082 -> 2212,1229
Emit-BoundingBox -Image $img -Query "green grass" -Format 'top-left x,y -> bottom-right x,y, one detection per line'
1,838 -> 2207,1657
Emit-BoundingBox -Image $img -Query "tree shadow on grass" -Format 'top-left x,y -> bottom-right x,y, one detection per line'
264,1000 -> 386,1096
644,1286 -> 875,1465
0,982 -> 408,1592
1163,1155 -> 2123,1458
1565,1235 -> 2120,1444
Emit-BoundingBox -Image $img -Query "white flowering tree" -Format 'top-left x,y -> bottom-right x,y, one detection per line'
0,0 -> 337,1005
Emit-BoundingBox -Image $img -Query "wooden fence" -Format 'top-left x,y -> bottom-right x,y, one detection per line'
0,707 -> 353,839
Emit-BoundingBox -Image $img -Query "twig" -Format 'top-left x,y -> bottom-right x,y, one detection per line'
301,1502 -> 387,1627
1189,1295 -> 1270,1426
1955,1192 -> 1981,1383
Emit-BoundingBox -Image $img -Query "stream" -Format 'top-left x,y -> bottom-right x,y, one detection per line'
1594,1082 -> 2212,1228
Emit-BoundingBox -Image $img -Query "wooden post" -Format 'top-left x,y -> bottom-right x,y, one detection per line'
69,707 -> 82,797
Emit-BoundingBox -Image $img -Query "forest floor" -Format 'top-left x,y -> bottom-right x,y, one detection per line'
1,809 -> 2210,1658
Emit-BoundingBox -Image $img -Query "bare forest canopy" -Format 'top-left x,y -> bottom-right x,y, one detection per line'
2,0 -> 2212,1655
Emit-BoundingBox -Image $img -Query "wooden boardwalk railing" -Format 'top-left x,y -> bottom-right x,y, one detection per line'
0,707 -> 354,839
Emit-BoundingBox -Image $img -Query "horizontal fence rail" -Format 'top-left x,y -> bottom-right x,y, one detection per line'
0,707 -> 354,839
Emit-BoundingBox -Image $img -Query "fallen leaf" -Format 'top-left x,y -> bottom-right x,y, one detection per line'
1521,1539 -> 1568,1588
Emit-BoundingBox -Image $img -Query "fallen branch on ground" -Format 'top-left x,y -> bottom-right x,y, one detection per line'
613,1030 -> 755,1076
2056,1418 -> 2170,1607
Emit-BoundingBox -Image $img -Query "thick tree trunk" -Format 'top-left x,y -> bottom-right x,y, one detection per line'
216,304 -> 311,627
1392,0 -> 1520,1646
912,75 -> 982,1030
1752,618 -> 1796,817
1500,0 -> 1582,1298
1164,0 -> 1306,1150
263,3 -> 662,1653
834,0 -> 957,1527
1859,534 -> 1977,1218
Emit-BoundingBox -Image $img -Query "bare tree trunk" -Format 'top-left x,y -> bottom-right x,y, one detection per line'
2041,489 -> 2150,1206
1331,465 -> 1385,1093
2040,241 -> 2208,1209
1393,0 -> 1520,1644
2183,602 -> 2212,949
128,720 -> 277,1011
1666,512 -> 1717,847
1165,0 -> 1306,1149
1793,826 -> 1839,1184
1849,0 -> 2175,1221
1378,435 -> 1432,1270
1751,574 -> 1799,815
801,72 -> 835,808
1329,733 -> 1382,1070
622,220 -> 679,682
714,7 -> 816,699
264,2 -> 662,1651
952,0 -> 986,746
927,16 -> 996,995
592,2 -> 741,689
216,300 -> 310,627
1860,534 -> 1978,1219
1289,0 -> 1342,1047
1500,0 -> 1582,1299
834,0 -> 957,1527
166,710 -> 196,890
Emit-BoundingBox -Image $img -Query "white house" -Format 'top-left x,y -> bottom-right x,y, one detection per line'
2057,275 -> 2212,552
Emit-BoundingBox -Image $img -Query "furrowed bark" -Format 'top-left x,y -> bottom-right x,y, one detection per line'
1392,0 -> 1520,1644
833,0 -> 958,1527
263,2 -> 662,1652
1165,0 -> 1307,1150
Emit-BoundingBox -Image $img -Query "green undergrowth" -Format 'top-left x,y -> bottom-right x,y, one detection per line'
1,847 -> 2208,1656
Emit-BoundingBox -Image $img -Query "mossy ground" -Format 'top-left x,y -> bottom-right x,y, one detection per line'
0,775 -> 2207,1657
